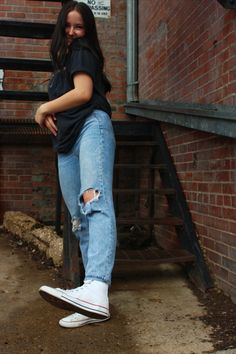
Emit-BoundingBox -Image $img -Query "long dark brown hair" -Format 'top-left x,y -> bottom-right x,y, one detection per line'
50,1 -> 111,92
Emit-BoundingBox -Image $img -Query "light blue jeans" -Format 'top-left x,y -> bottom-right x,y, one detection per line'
57,110 -> 116,285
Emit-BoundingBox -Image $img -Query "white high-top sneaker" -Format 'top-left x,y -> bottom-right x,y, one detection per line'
59,312 -> 110,328
39,280 -> 109,319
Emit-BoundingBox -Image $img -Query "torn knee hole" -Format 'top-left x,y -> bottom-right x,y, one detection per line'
80,189 -> 102,215
82,188 -> 100,204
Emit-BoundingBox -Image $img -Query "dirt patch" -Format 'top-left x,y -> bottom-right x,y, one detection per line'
3,228 -> 60,272
191,284 -> 236,352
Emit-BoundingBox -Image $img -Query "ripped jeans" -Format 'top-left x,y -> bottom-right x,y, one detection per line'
57,110 -> 116,285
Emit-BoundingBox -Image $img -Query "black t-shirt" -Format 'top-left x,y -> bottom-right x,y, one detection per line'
48,42 -> 111,153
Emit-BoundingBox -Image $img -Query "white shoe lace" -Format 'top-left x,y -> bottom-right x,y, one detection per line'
56,280 -> 93,295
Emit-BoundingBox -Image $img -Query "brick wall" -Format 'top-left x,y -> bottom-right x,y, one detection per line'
0,0 -> 127,223
0,144 -> 57,223
139,0 -> 236,105
138,0 -> 236,299
160,125 -> 236,299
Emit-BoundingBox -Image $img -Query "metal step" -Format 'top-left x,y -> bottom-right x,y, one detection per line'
78,248 -> 195,267
114,163 -> 166,170
0,20 -> 54,39
115,247 -> 195,264
0,58 -> 52,72
116,141 -> 159,146
113,188 -> 175,195
117,216 -> 183,226
0,91 -> 48,101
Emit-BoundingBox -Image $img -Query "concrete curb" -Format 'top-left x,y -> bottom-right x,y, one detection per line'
3,211 -> 63,267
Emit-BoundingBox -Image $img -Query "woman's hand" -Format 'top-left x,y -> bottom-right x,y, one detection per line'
35,103 -> 49,127
44,115 -> 57,136
35,104 -> 57,136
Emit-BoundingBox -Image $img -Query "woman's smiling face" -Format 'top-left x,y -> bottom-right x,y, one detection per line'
65,10 -> 86,45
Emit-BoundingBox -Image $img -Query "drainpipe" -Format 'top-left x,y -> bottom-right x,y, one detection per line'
127,0 -> 139,102
0,69 -> 4,90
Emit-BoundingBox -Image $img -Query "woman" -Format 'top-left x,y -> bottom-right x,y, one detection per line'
35,1 -> 116,329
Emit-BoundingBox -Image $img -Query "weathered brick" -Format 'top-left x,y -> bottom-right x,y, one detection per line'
222,257 -> 236,273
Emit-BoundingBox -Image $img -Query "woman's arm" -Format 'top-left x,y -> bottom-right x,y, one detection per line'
35,72 -> 93,131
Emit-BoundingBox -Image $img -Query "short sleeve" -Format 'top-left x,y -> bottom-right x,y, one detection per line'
68,47 -> 98,83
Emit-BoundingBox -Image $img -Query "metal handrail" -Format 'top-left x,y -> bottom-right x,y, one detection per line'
125,101 -> 236,139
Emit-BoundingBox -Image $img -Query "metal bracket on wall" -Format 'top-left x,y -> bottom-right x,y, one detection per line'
217,0 -> 236,9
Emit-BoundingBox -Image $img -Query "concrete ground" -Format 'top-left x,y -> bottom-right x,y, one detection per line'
0,228 -> 234,354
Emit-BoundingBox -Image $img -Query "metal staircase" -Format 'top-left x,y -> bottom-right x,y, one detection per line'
62,121 -> 213,290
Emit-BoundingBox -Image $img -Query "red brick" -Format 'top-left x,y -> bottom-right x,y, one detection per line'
211,263 -> 229,282
221,232 -> 236,247
228,272 -> 236,287
215,242 -> 229,257
202,236 -> 215,250
206,249 -> 222,265
222,257 -> 236,273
